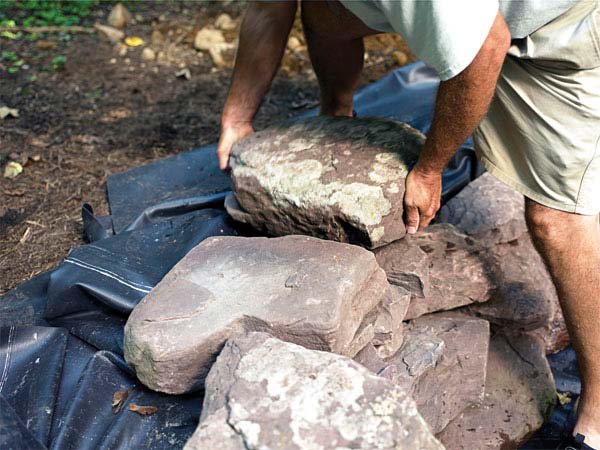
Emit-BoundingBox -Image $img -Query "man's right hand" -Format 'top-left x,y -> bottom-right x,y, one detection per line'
217,122 -> 254,171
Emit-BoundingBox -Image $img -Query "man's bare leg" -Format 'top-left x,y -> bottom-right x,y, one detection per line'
301,0 -> 377,116
525,199 -> 600,447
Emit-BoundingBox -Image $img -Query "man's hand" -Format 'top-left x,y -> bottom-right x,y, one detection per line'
217,1 -> 296,171
403,166 -> 442,234
217,122 -> 254,171
402,10 -> 510,234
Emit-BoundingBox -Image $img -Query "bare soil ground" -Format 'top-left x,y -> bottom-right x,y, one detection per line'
0,2 -> 414,294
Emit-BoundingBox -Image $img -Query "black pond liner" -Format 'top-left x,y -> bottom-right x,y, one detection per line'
0,62 -> 577,449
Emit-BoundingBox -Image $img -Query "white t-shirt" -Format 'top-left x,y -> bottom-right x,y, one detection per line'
339,0 -> 579,80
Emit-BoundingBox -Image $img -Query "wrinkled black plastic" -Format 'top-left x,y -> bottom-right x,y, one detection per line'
0,62 -> 576,449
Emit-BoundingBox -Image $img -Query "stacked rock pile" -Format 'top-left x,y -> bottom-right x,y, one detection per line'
124,117 -> 565,450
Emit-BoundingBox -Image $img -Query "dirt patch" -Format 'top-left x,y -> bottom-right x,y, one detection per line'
0,2 -> 415,294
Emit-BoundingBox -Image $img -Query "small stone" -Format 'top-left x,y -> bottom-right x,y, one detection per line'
184,332 -> 445,450
287,36 -> 302,51
175,68 -> 191,80
393,50 -> 408,66
107,3 -> 132,30
141,47 -> 156,61
228,116 -> 425,249
214,13 -> 236,31
194,27 -> 225,51
94,23 -> 125,44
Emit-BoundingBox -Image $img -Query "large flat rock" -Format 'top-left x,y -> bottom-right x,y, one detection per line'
439,173 -> 568,354
124,235 -> 395,394
374,224 -> 493,319
228,116 -> 425,249
356,314 -> 490,435
184,332 -> 445,450
437,332 -> 556,450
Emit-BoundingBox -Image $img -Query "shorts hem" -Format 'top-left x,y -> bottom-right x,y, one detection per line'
478,155 -> 599,216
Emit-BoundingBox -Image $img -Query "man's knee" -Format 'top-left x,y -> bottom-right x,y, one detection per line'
525,199 -> 596,249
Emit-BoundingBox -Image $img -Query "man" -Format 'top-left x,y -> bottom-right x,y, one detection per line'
216,1 -> 600,448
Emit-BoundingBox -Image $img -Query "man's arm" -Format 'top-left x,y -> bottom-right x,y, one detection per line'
403,10 -> 511,233
217,1 -> 297,170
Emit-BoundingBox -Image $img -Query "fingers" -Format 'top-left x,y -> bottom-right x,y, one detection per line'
216,123 -> 254,171
216,146 -> 230,171
404,204 -> 420,235
417,205 -> 438,231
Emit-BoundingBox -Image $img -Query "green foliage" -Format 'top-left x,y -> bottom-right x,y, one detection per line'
2,49 -> 18,61
2,49 -> 24,73
51,54 -> 66,70
0,0 -> 95,27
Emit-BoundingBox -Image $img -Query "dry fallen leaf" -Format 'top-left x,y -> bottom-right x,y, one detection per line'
128,404 -> 158,415
124,36 -> 144,47
112,389 -> 130,414
557,391 -> 572,406
0,106 -> 19,119
4,161 -> 23,179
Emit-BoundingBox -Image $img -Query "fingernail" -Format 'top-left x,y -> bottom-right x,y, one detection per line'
407,226 -> 417,234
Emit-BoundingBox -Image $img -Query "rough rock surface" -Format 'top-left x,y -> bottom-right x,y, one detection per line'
351,286 -> 410,359
465,237 -> 568,352
437,332 -> 556,450
438,173 -> 526,245
374,224 -> 492,319
357,314 -> 489,435
124,235 -> 397,394
184,332 -> 445,450
439,173 -> 568,353
227,116 -> 425,249
381,315 -> 489,434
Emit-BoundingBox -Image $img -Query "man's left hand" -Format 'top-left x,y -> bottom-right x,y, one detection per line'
403,166 -> 442,234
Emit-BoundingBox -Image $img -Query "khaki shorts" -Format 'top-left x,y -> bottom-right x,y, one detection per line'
474,0 -> 600,215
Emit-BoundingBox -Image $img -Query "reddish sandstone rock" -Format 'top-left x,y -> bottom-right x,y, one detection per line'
437,332 -> 556,450
124,235 -> 398,394
374,224 -> 493,319
227,116 -> 425,249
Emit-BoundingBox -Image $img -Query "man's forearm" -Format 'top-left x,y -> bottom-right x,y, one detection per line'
221,1 -> 296,127
415,11 -> 511,175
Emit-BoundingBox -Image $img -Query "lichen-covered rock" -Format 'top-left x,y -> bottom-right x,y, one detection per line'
440,174 -> 568,353
377,314 -> 489,434
437,332 -> 556,450
227,116 -> 425,249
124,235 -> 397,394
438,173 -> 526,245
184,332 -> 445,450
374,224 -> 493,319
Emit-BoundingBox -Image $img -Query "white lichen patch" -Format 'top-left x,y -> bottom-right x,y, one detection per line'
387,183 -> 400,194
236,155 -> 392,228
371,226 -> 385,243
368,153 -> 410,185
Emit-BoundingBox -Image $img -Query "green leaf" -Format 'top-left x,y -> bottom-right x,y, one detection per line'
8,66 -> 19,73
2,50 -> 18,62
0,31 -> 20,39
